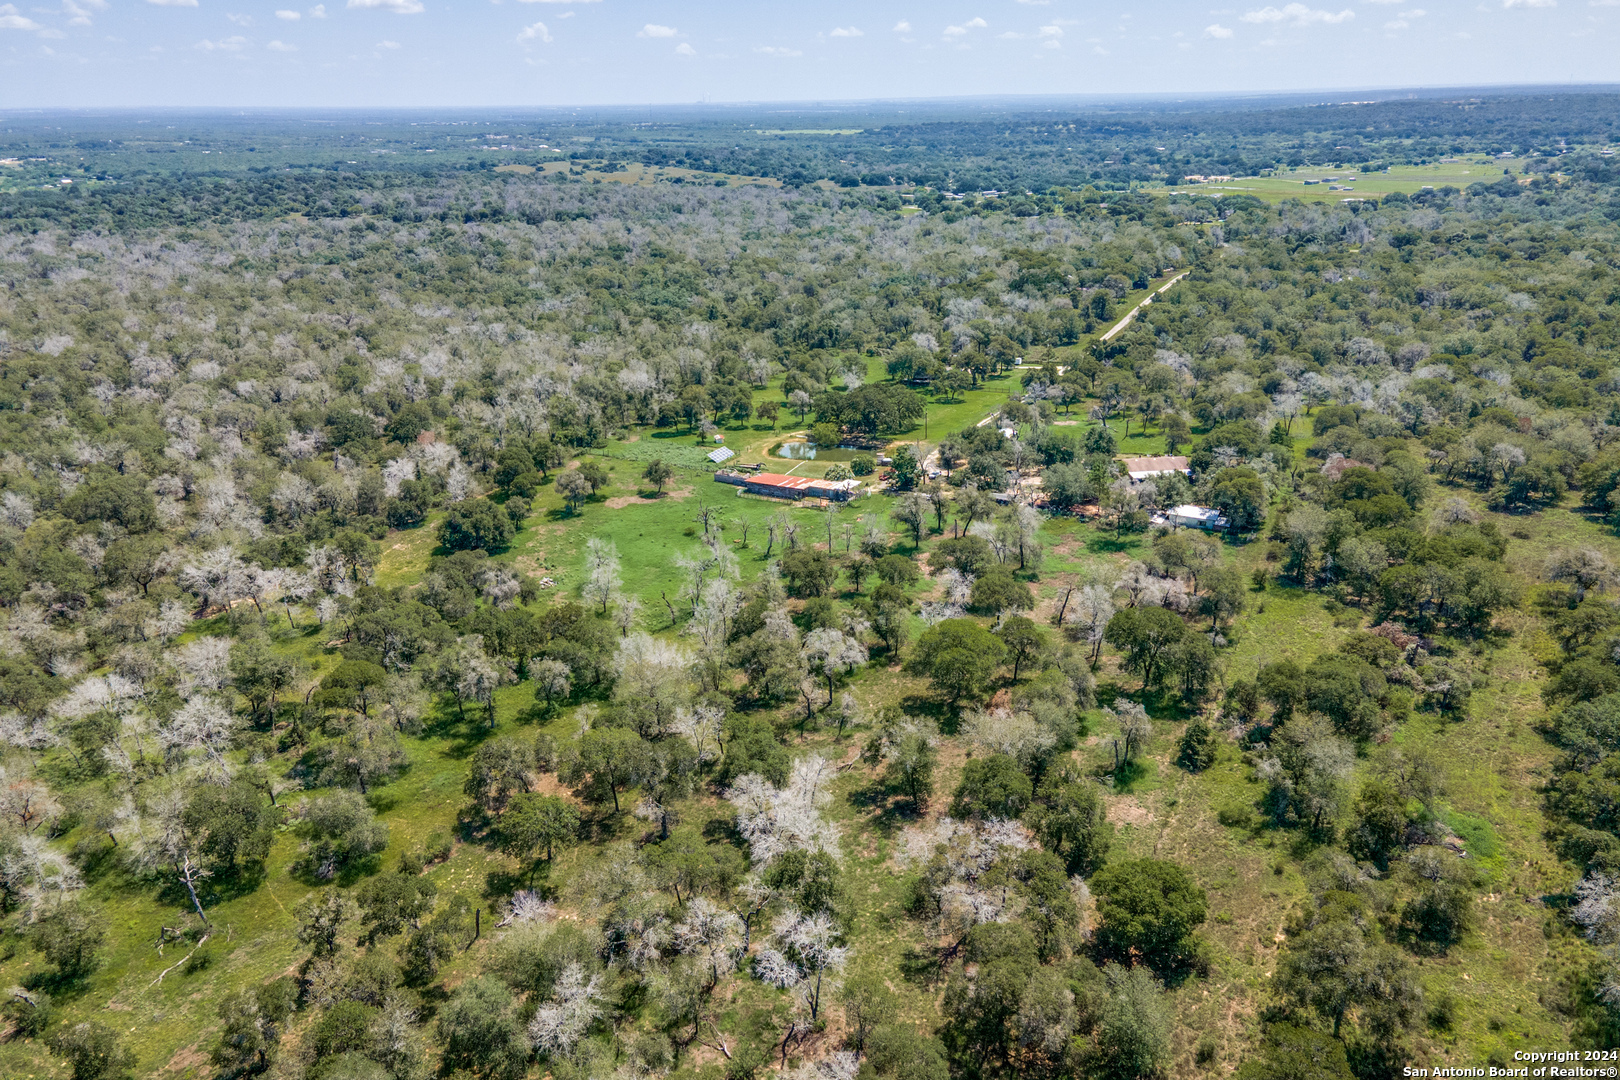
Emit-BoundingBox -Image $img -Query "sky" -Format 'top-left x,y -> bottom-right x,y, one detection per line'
0,0 -> 1616,108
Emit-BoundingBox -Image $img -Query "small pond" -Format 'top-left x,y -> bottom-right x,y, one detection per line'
770,441 -> 864,462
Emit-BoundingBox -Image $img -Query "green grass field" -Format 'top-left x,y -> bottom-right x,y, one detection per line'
1149,157 -> 1525,206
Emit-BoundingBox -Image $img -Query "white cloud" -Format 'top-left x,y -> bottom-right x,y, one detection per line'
830,26 -> 863,37
1384,18 -> 1409,26
267,38 -> 297,50
1041,38 -> 1060,48
944,17 -> 987,35
519,0 -> 599,3
1205,22 -> 1235,36
309,4 -> 327,15
892,20 -> 911,31
754,44 -> 803,55
1241,3 -> 1354,24
146,0 -> 199,6
276,9 -> 301,19
517,20 -> 550,42
376,38 -> 400,47
1037,24 -> 1062,36
0,3 -> 41,29
1502,0 -> 1555,7
227,13 -> 253,26
675,41 -> 695,54
195,35 -> 248,50
638,23 -> 676,37
348,0 -> 423,13
1384,7 -> 1425,25
64,0 -> 105,27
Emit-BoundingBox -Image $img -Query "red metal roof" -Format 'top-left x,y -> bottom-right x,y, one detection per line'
749,473 -> 831,490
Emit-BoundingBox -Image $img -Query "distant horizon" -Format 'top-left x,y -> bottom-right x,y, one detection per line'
1,1 -> 1615,109
4,82 -> 1620,120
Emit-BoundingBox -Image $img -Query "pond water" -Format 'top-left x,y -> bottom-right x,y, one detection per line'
770,441 -> 864,462
774,441 -> 817,459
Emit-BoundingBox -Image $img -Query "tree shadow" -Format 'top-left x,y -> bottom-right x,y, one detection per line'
898,695 -> 955,733
897,945 -> 950,988
420,703 -> 496,760
848,783 -> 929,839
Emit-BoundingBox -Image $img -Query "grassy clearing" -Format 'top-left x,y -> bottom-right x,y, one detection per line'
1147,157 -> 1522,206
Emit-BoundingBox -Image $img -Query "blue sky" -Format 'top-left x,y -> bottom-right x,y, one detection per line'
0,0 -> 1616,107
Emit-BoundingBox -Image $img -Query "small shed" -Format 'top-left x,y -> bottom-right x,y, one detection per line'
1165,504 -> 1228,531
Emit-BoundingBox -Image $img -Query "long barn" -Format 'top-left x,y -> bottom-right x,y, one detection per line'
715,470 -> 861,501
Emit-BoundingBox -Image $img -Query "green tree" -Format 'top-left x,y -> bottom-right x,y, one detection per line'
402,899 -> 472,987
183,779 -> 278,877
907,618 -> 1006,704
862,1024 -> 950,1080
863,713 -> 939,810
1092,964 -> 1173,1080
1199,566 -> 1247,630
950,754 -> 1033,819
500,793 -> 580,879
30,904 -> 107,980
643,459 -> 675,493
356,871 -> 439,944
438,501 -> 515,553
1090,858 -> 1208,974
556,469 -> 590,514
48,1022 -> 136,1080
1176,719 -> 1217,773
1275,909 -> 1420,1038
994,616 -> 1047,681
1346,779 -> 1409,870
1208,466 -> 1267,534
969,568 -> 1035,615
1104,606 -> 1187,689
303,791 -> 389,878
436,977 -> 531,1080
1028,772 -> 1112,876
212,979 -> 297,1078
1257,659 -> 1306,721
296,889 -> 357,959
564,728 -> 653,813
1233,1023 -> 1354,1080
463,735 -> 539,815
891,445 -> 921,490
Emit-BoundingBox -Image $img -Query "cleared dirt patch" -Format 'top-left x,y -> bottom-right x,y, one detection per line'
1106,794 -> 1156,827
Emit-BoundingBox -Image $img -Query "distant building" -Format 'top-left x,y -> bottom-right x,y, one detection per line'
1119,455 -> 1192,482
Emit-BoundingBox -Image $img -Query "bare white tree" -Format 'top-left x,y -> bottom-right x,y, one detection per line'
727,755 -> 841,864
671,703 -> 725,764
582,538 -> 622,615
673,896 -> 745,990
754,908 -> 848,1022
527,962 -> 606,1058
158,696 -> 240,780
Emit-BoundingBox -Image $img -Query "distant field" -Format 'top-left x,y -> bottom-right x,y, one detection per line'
1153,156 -> 1527,205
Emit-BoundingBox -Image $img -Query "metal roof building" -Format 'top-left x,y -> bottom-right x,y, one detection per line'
724,471 -> 861,501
